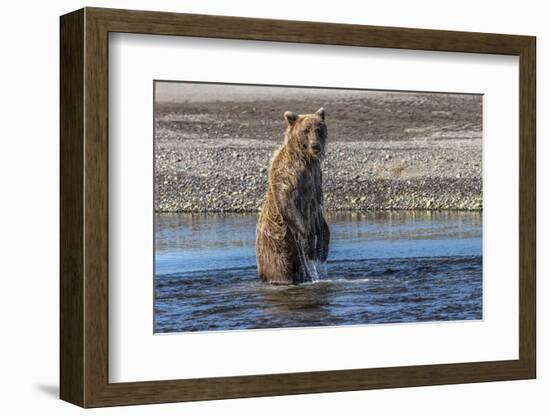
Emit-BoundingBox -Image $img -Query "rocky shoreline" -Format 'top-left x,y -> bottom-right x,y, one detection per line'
154,91 -> 482,213
155,138 -> 482,212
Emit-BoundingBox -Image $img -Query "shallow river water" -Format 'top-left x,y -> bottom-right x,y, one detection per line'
154,211 -> 482,333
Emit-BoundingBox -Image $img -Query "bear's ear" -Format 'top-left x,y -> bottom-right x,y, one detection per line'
316,107 -> 325,121
284,111 -> 298,126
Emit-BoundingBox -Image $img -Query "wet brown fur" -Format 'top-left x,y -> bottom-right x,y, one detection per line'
256,108 -> 330,285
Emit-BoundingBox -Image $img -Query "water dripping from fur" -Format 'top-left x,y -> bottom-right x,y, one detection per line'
295,235 -> 327,283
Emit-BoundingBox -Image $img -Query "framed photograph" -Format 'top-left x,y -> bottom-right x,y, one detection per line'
60,7 -> 536,408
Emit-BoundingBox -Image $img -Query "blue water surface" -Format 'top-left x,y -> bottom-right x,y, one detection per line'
154,211 -> 482,333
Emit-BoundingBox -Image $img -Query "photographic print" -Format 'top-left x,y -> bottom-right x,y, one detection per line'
154,82 -> 483,333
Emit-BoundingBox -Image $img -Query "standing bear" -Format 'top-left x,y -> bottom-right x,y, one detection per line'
256,108 -> 330,285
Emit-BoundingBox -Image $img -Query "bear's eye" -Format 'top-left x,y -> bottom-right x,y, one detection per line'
303,127 -> 310,134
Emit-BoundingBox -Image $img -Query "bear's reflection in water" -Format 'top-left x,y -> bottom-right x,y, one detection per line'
261,282 -> 331,311
259,281 -> 335,326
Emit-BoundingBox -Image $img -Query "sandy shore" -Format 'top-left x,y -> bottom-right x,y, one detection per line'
155,89 -> 482,212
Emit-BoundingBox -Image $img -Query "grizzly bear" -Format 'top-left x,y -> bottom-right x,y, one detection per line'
256,108 -> 330,285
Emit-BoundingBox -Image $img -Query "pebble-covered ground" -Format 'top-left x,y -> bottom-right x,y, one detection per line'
155,90 -> 482,212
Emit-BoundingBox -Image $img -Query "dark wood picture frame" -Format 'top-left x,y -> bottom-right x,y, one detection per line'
60,7 -> 536,408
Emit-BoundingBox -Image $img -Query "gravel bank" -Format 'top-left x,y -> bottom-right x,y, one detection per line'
155,90 -> 482,212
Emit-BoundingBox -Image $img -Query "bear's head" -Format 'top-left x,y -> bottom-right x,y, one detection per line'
284,108 -> 327,160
